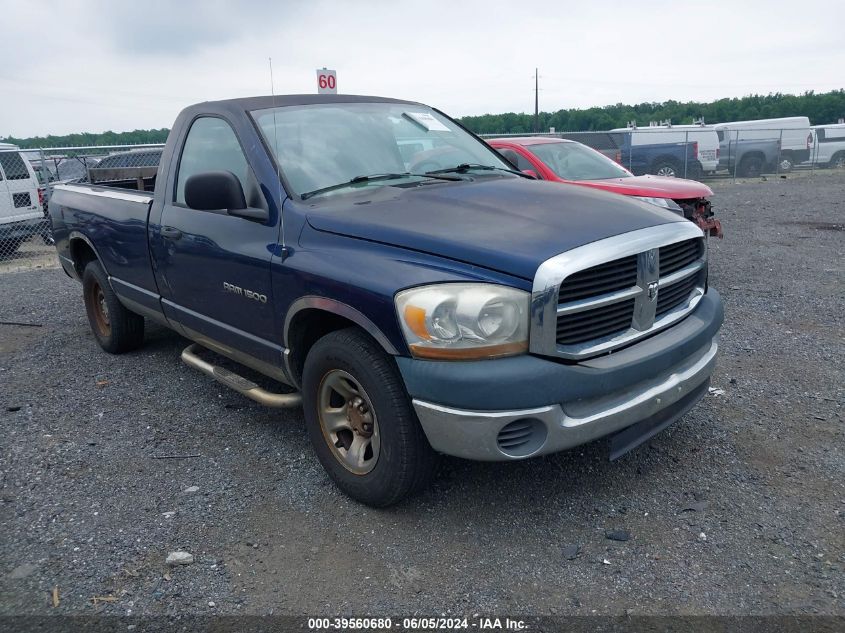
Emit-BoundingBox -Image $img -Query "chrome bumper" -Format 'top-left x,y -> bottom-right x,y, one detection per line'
412,339 -> 718,461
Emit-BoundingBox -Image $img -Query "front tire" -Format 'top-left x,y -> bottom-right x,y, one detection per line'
686,163 -> 704,180
302,328 -> 438,507
82,260 -> 145,353
830,152 -> 845,169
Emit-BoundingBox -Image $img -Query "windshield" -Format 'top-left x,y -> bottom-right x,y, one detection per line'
252,102 -> 512,197
529,141 -> 631,181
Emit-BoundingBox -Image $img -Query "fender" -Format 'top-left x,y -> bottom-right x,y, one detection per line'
68,230 -> 109,279
283,296 -> 399,355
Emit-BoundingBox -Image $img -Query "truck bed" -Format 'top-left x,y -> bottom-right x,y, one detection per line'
87,165 -> 157,192
51,182 -> 156,299
53,181 -> 154,204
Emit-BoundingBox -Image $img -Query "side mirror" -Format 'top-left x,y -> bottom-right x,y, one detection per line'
496,148 -> 522,168
184,171 -> 268,221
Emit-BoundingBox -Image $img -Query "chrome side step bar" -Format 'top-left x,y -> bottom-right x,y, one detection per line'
181,343 -> 302,408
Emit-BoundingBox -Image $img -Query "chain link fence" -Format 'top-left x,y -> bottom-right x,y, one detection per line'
1,124 -> 843,274
0,144 -> 164,273
482,123 -> 845,181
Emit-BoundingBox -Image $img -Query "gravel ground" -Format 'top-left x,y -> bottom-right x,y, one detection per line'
0,237 -> 58,275
0,171 -> 843,618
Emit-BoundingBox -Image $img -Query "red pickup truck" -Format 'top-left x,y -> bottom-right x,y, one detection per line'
490,137 -> 722,237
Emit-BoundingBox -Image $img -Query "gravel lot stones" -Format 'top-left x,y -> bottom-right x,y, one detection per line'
604,529 -> 631,542
165,552 -> 194,566
0,171 -> 843,616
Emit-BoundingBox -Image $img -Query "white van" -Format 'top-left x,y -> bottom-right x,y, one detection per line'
713,117 -> 813,172
810,123 -> 845,168
0,142 -> 46,256
610,123 -> 720,175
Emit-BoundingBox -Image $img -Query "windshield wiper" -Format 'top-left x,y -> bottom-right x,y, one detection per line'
301,172 -> 462,200
425,163 -> 532,178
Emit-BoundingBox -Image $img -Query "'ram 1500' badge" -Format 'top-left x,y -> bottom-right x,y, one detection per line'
223,282 -> 268,304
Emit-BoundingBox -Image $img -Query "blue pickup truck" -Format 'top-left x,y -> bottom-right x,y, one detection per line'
49,95 -> 723,506
618,136 -> 704,179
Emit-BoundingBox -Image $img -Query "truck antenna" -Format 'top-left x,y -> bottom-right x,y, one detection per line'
269,57 -> 287,259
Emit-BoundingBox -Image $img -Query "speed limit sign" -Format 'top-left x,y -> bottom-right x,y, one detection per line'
316,68 -> 337,94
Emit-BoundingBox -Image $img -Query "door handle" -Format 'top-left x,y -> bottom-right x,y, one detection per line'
160,226 -> 182,240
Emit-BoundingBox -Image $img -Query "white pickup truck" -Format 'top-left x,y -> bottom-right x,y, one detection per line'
809,123 -> 845,169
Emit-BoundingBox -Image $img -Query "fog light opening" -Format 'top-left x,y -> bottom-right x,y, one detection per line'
496,417 -> 547,458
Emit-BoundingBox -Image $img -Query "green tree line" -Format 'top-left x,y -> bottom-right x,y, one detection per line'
460,90 -> 845,134
1,128 -> 170,149
2,90 -> 843,147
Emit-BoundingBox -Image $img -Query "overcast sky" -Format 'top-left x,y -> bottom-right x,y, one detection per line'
1,0 -> 843,137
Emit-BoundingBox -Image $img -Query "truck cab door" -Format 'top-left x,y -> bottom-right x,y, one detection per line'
151,116 -> 282,369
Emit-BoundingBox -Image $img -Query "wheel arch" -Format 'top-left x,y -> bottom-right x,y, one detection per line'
650,155 -> 681,171
829,150 -> 845,167
284,297 -> 400,386
68,231 -> 107,279
739,151 -> 765,164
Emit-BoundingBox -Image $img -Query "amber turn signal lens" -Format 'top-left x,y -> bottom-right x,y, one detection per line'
408,341 -> 528,360
403,305 -> 431,340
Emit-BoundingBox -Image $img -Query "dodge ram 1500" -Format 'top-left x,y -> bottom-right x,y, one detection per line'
49,95 -> 723,506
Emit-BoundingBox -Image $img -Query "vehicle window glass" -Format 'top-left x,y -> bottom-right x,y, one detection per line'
530,142 -> 630,181
512,151 -> 536,172
175,118 -> 249,204
0,151 -> 31,180
252,102 -> 511,197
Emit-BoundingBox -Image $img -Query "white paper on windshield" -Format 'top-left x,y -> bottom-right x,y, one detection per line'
404,111 -> 450,132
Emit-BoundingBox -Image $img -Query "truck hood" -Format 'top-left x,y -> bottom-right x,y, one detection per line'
573,175 -> 713,200
304,177 -> 686,280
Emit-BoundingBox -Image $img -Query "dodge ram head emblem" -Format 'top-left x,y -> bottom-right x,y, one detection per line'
647,281 -> 659,301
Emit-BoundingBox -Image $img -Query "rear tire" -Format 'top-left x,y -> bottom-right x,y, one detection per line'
82,260 -> 145,353
777,155 -> 794,173
651,159 -> 679,178
302,328 -> 438,507
830,152 -> 845,169
738,155 -> 763,178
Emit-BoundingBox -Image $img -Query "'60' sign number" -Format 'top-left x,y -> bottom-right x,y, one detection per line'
316,69 -> 337,94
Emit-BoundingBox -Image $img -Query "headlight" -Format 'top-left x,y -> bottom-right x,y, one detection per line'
633,196 -> 683,213
395,283 -> 530,360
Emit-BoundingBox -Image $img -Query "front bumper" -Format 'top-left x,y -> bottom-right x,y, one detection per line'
398,288 -> 723,461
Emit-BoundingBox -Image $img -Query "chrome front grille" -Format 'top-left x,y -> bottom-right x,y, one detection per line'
656,273 -> 699,317
659,239 -> 703,276
530,223 -> 708,360
558,255 -> 638,303
556,297 -> 635,345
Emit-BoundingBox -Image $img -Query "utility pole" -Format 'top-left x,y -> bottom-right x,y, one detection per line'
534,68 -> 539,133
